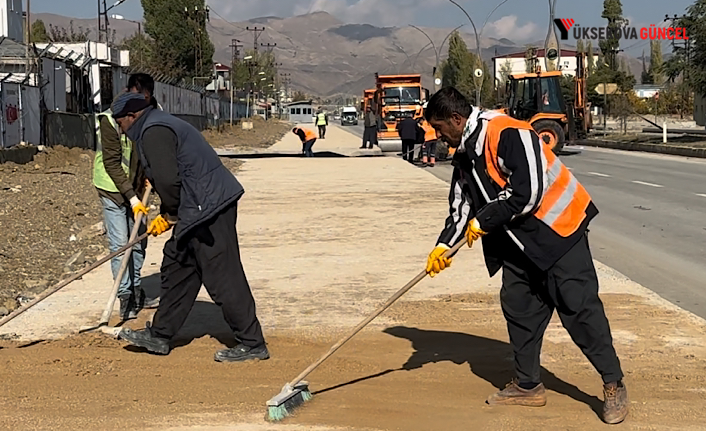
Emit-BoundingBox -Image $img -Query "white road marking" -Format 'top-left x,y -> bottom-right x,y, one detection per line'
588,172 -> 611,177
696,193 -> 706,198
632,180 -> 664,188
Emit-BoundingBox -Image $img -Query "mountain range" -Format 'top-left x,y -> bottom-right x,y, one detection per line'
32,11 -> 645,98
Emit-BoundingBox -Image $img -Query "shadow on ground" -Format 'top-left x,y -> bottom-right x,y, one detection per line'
123,274 -> 237,353
315,326 -> 603,420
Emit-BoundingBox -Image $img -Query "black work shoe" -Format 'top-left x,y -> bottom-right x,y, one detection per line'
603,381 -> 629,424
136,289 -> 160,310
119,295 -> 138,321
119,324 -> 170,355
214,344 -> 270,362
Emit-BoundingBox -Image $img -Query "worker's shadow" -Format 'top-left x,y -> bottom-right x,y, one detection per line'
316,326 -> 602,419
123,274 -> 238,352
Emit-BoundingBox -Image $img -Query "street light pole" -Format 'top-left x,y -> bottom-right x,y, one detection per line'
449,0 -> 509,106
410,25 -> 439,92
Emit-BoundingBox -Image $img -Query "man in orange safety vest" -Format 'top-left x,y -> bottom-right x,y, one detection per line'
422,87 -> 628,425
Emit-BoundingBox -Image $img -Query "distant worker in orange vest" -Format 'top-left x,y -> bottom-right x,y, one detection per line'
292,127 -> 317,157
422,87 -> 628,425
419,116 -> 438,167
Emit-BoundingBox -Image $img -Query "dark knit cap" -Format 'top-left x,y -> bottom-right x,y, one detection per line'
112,92 -> 151,118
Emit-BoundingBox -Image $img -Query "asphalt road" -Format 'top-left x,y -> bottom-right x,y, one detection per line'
341,123 -> 706,319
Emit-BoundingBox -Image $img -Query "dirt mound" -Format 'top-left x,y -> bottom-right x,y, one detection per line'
0,146 -> 106,315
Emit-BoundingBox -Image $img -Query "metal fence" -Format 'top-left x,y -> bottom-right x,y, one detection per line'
0,83 -> 42,148
44,112 -> 95,150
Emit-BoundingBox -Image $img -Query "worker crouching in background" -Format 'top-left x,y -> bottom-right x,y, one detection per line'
110,92 -> 269,362
293,127 -> 317,157
423,87 -> 628,425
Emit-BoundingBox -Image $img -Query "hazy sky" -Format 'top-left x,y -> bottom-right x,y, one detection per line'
31,0 -> 694,51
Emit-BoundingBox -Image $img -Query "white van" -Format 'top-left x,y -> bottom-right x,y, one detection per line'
340,107 -> 358,126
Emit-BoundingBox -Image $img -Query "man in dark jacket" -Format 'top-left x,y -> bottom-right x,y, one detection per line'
360,106 -> 378,149
396,115 -> 420,164
110,92 -> 268,362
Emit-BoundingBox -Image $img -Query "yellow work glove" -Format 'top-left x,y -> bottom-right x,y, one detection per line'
466,218 -> 487,248
130,196 -> 149,219
426,245 -> 452,278
148,215 -> 173,237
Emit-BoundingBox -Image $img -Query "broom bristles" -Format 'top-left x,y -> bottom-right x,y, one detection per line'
266,388 -> 313,422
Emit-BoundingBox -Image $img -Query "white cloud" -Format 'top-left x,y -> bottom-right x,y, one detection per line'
484,15 -> 539,42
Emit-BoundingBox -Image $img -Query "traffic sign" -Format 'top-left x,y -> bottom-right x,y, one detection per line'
594,83 -> 618,95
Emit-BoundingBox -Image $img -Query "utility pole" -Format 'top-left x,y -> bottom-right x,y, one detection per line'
185,5 -> 210,79
246,26 -> 265,52
229,39 -> 242,125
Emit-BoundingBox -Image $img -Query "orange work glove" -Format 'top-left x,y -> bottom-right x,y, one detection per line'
148,215 -> 173,237
426,245 -> 452,278
466,218 -> 487,248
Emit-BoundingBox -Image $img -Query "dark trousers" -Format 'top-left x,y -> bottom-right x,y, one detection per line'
151,203 -> 265,348
424,140 -> 437,158
402,139 -> 417,163
318,125 -> 326,139
500,233 -> 623,384
362,126 -> 378,148
302,138 -> 316,157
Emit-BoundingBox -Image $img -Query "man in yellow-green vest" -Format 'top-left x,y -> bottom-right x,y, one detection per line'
316,109 -> 328,139
93,93 -> 159,321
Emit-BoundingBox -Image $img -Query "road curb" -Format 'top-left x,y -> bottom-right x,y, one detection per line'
579,139 -> 706,158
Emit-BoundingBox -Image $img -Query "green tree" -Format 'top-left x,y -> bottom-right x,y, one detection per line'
499,59 -> 513,85
586,40 -> 595,75
48,21 -> 90,42
599,0 -> 627,71
142,0 -> 215,80
576,39 -> 585,54
31,20 -> 49,43
649,40 -> 664,85
292,91 -> 308,102
442,31 -> 474,100
641,49 -> 652,84
670,1 -> 706,94
121,32 -> 157,74
231,49 -> 279,95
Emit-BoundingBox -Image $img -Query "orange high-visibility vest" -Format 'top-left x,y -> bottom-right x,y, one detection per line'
483,116 -> 591,237
302,128 -> 317,141
421,120 -> 437,142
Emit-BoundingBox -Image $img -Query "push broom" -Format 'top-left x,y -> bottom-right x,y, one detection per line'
265,239 -> 465,421
79,184 -> 152,337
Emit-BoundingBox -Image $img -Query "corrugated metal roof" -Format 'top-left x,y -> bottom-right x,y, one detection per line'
0,37 -> 29,58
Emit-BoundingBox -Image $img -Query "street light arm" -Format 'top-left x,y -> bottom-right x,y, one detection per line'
439,24 -> 465,57
481,0 -> 509,37
448,0 -> 479,44
409,24 -> 439,64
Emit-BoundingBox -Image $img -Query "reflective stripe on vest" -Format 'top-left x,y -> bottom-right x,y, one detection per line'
93,111 -> 132,193
303,129 -> 317,141
483,116 -> 590,237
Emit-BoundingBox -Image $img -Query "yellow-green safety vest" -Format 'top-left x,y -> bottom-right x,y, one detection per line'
316,112 -> 327,126
93,110 -> 132,193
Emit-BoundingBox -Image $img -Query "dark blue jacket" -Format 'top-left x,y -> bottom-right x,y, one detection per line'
130,109 -> 244,240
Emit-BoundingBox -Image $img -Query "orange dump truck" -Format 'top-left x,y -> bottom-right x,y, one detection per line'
374,73 -> 428,152
361,89 -> 376,112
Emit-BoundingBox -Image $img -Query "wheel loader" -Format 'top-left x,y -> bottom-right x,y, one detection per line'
503,52 -> 591,154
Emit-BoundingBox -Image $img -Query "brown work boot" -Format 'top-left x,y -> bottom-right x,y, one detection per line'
486,380 -> 547,407
603,381 -> 629,424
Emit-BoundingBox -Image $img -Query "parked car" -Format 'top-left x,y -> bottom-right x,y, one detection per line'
340,107 -> 358,126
